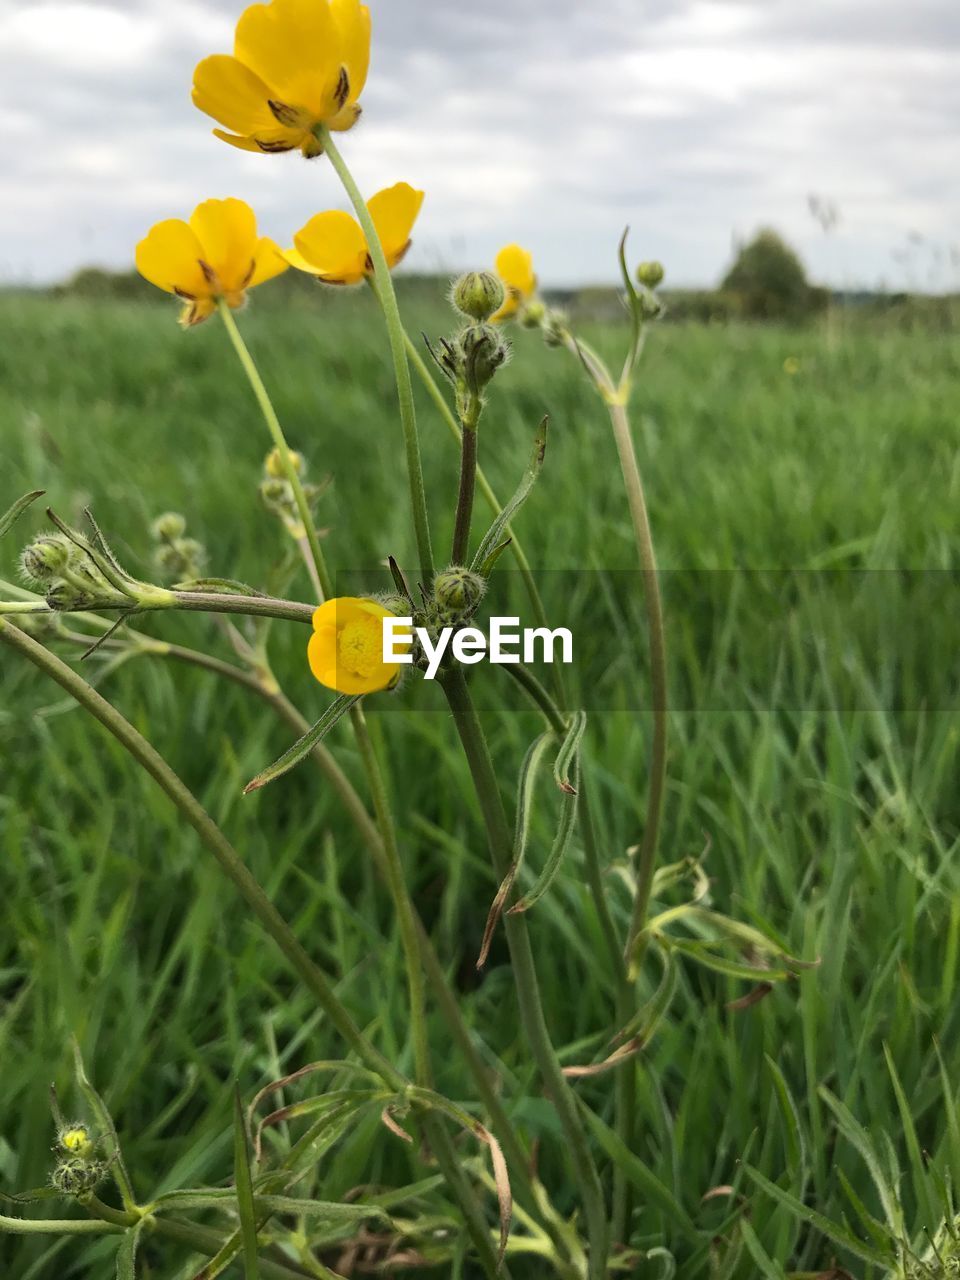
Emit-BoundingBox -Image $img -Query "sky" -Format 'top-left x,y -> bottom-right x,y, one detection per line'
0,0 -> 957,290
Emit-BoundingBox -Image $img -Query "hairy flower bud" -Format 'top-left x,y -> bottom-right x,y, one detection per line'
51,1157 -> 106,1199
636,260 -> 665,289
265,447 -> 305,479
434,566 -> 486,620
460,323 -> 510,395
377,593 -> 412,617
151,511 -> 187,542
452,271 -> 506,323
20,535 -> 73,585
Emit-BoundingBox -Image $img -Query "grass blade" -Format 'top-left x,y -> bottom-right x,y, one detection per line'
233,1086 -> 260,1280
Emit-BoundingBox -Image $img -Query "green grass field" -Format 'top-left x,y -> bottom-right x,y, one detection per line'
1,287 -> 959,1278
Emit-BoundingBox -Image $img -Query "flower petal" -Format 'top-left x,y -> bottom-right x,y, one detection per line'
235,0 -> 340,116
495,244 -> 536,299
293,210 -> 367,283
136,219 -> 208,298
331,0 -> 371,102
192,54 -> 278,135
368,184 -> 424,268
189,198 -> 259,292
249,237 -> 290,287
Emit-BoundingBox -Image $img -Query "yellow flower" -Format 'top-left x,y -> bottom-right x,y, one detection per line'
282,183 -> 424,284
192,0 -> 370,157
136,198 -> 288,326
308,597 -> 411,695
491,244 -> 537,322
783,356 -> 801,376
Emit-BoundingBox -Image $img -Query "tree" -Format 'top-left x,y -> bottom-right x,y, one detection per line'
721,228 -> 818,319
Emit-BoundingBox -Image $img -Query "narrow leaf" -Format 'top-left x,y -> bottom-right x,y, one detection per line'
233,1086 -> 260,1280
509,763 -> 579,915
471,417 -> 548,575
743,1165 -> 892,1268
244,695 -> 359,794
115,1219 -> 146,1280
72,1038 -> 135,1210
478,731 -> 552,967
553,710 -> 587,793
0,490 -> 44,540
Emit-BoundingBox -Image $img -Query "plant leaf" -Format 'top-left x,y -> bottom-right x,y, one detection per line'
0,490 -> 44,540
478,731 -> 551,967
508,760 -> 578,915
743,1165 -> 892,1268
233,1086 -> 260,1280
115,1219 -> 146,1280
244,695 -> 360,794
72,1038 -> 136,1211
471,417 -> 547,575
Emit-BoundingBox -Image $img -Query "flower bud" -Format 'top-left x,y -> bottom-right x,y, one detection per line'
434,566 -> 486,619
520,300 -> 546,329
460,324 -> 510,395
265,447 -> 304,479
20,535 -> 73,585
377,594 -> 411,617
636,261 -> 665,289
58,1124 -> 95,1160
151,511 -> 187,542
51,1157 -> 106,1199
452,271 -> 506,323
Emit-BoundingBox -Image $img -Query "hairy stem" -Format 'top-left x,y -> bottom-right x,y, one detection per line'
451,401 -> 480,564
318,127 -> 435,581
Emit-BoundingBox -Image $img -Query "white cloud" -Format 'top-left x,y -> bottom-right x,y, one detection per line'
0,0 -> 957,290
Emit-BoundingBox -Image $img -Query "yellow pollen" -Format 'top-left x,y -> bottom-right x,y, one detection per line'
338,618 -> 381,678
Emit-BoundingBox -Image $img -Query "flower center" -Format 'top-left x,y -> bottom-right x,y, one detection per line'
337,617 -> 382,678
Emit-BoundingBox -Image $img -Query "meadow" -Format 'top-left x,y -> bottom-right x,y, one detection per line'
1,285 -> 959,1278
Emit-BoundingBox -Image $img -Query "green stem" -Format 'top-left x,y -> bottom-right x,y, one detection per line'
451,409 -> 480,564
0,1214 -> 121,1236
441,667 -> 608,1280
0,592 -> 315,625
402,330 -> 553,633
218,300 -> 333,601
350,702 -> 431,1088
607,395 -> 668,966
0,617 -> 402,1091
318,127 -> 435,581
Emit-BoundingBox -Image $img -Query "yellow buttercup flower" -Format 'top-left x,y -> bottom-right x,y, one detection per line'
491,244 -> 537,322
136,198 -> 288,327
192,0 -> 370,158
283,184 -> 424,284
308,597 -> 411,695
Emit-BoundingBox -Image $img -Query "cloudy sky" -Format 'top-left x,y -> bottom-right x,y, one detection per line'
1,0 -> 957,290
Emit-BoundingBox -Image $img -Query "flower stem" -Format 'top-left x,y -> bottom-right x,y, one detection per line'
218,300 -> 332,601
441,667 -> 609,1279
451,396 -> 480,563
0,617 -> 402,1090
317,127 -> 435,582
606,396 -> 668,966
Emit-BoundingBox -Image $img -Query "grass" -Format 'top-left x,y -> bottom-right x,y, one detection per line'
1,286 -> 958,1277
